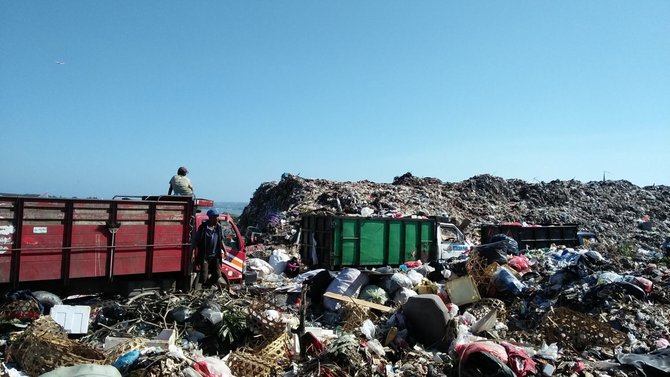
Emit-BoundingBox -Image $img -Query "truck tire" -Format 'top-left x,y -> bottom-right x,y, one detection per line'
32,290 -> 63,314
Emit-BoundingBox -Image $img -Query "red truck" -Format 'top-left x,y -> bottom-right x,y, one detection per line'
0,195 -> 247,295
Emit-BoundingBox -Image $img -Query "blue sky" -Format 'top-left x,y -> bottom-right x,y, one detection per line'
2,1 -> 668,201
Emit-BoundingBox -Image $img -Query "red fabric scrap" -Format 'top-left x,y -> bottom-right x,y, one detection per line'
501,342 -> 537,377
455,341 -> 509,365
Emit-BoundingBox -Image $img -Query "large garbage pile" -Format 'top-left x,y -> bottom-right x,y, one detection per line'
239,173 -> 670,251
2,241 -> 669,376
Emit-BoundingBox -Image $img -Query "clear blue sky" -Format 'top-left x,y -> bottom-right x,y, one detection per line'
2,1 -> 668,201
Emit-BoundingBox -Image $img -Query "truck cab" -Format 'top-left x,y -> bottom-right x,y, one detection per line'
436,222 -> 471,260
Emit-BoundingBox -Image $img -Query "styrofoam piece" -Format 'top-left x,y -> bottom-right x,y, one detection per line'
50,305 -> 91,334
147,329 -> 176,350
445,275 -> 481,306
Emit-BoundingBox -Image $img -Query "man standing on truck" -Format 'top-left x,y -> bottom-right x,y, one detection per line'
168,167 -> 193,196
193,209 -> 224,290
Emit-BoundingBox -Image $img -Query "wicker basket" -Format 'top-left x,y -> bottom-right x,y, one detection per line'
104,337 -> 148,364
341,302 -> 377,333
0,299 -> 41,322
228,332 -> 290,377
228,349 -> 278,377
7,317 -> 105,377
246,300 -> 286,339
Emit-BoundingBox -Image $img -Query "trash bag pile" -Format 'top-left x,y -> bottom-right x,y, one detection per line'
2,235 -> 669,377
239,173 -> 670,252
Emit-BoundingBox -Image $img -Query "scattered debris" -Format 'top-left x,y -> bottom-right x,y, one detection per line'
1,173 -> 670,376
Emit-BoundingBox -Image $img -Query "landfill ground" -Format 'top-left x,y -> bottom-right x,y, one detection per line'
2,173 -> 670,377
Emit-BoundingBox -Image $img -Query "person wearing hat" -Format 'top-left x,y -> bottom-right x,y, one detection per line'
193,209 -> 225,289
168,167 -> 193,196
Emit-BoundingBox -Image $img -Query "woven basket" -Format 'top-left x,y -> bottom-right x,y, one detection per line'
468,298 -> 507,322
228,349 -> 277,377
0,299 -> 41,321
341,302 -> 377,333
7,317 -> 104,377
466,252 -> 500,297
246,300 -> 285,338
261,333 -> 290,366
104,337 -> 148,364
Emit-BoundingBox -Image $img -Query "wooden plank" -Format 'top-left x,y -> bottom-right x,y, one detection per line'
323,292 -> 394,313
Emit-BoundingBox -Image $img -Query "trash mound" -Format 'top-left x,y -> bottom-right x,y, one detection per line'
0,241 -> 669,376
240,173 -> 670,252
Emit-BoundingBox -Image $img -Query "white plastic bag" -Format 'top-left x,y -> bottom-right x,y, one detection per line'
361,207 -> 374,217
406,270 -> 423,286
535,342 -> 559,360
393,287 -> 417,305
268,249 -> 290,274
201,356 -> 234,377
360,319 -> 376,340
246,258 -> 274,279
383,273 -> 413,294
367,339 -> 385,357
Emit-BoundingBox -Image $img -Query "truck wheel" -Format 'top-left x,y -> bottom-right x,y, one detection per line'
32,290 -> 63,314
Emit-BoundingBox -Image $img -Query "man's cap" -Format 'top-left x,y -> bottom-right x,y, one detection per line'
206,209 -> 220,217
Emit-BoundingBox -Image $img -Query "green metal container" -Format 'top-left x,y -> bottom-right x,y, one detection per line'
300,215 -> 437,270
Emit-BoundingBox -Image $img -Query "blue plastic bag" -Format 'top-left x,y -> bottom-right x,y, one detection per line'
493,267 -> 525,296
114,350 -> 140,373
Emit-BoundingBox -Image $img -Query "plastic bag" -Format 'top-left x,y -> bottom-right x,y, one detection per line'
473,242 -> 509,265
360,207 -> 374,217
360,319 -> 376,340
597,272 -> 623,285
393,287 -> 417,305
268,249 -> 290,274
39,365 -> 122,377
200,356 -> 234,377
508,255 -> 530,274
247,258 -> 274,279
490,234 -> 519,254
406,270 -> 423,286
360,285 -> 388,304
535,342 -> 559,360
323,268 -> 369,311
382,273 -> 413,294
114,350 -> 140,373
492,267 -> 525,296
367,339 -> 385,357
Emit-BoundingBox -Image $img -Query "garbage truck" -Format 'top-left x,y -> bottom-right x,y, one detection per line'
299,215 -> 470,270
480,223 -> 597,249
0,194 -> 247,295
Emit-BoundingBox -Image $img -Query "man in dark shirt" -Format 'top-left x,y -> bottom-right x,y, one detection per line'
193,209 -> 224,289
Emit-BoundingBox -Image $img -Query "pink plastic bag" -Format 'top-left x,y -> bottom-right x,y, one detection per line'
508,255 -> 530,274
